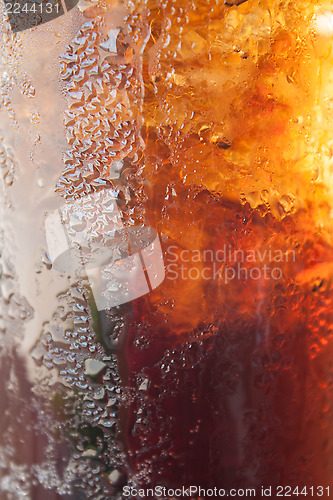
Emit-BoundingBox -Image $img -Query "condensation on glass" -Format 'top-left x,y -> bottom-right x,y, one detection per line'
0,0 -> 333,499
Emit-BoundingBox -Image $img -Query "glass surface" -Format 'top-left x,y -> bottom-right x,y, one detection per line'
0,0 -> 333,498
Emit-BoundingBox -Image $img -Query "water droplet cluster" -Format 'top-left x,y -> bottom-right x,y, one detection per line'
57,15 -> 148,202
34,280 -> 128,498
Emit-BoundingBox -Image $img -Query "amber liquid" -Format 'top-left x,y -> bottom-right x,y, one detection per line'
113,1 -> 333,485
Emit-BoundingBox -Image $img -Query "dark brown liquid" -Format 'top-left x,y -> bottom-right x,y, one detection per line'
119,196 -> 333,495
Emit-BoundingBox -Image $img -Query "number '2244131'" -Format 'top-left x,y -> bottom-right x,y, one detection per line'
5,2 -> 60,14
276,486 -> 330,496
